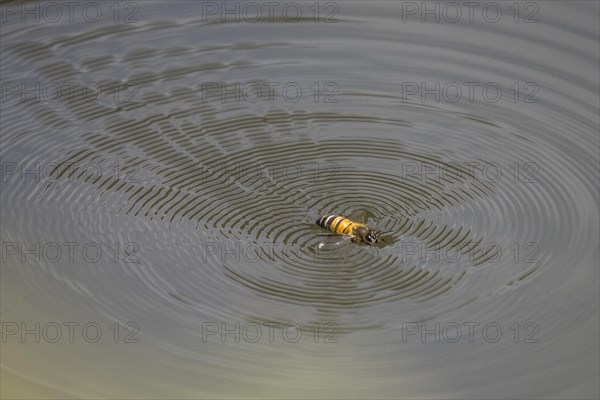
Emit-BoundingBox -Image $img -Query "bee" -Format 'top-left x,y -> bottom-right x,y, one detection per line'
317,214 -> 381,246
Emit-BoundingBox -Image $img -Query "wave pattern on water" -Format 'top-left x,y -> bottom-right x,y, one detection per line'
1,1 -> 598,398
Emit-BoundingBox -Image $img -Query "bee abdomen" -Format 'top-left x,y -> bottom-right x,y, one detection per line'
317,215 -> 353,235
317,215 -> 338,230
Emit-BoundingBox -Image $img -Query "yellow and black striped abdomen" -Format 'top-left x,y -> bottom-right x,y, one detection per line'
317,215 -> 364,236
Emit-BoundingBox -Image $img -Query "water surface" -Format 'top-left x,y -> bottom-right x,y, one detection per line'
1,1 -> 599,398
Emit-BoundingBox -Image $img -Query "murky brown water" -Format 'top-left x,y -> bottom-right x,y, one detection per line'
1,1 -> 599,398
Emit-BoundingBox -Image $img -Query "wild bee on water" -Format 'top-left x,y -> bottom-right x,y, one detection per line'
316,211 -> 381,246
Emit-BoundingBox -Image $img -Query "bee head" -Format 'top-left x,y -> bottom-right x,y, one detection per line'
365,230 -> 380,245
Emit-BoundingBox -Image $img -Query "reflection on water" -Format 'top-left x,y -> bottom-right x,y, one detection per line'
1,1 -> 598,398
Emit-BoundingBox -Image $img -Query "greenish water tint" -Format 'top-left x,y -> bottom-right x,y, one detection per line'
1,1 -> 598,398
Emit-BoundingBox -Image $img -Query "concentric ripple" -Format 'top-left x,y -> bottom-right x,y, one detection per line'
13,109 -> 505,309
1,1 -> 598,398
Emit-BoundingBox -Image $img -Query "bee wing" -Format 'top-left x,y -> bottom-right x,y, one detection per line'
347,210 -> 367,224
317,234 -> 352,251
